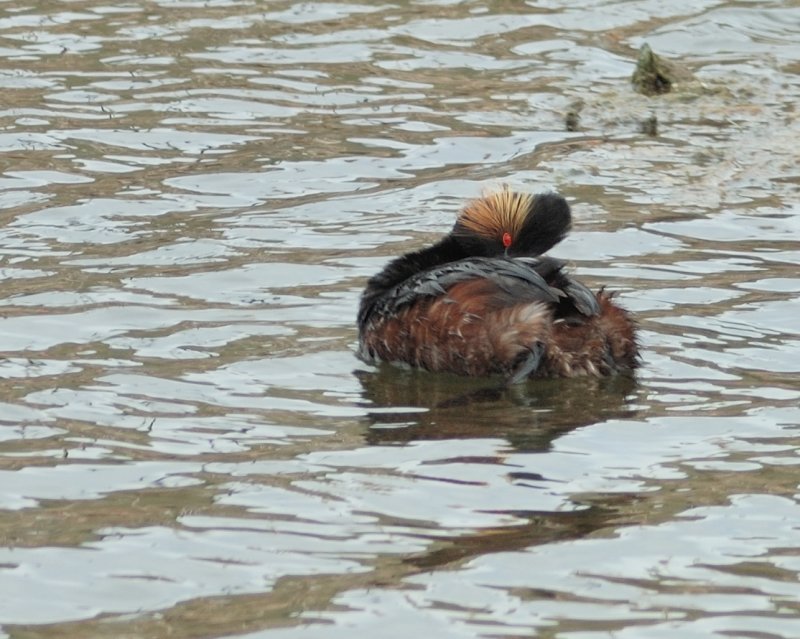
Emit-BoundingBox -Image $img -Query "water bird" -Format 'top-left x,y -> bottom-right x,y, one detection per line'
357,187 -> 639,382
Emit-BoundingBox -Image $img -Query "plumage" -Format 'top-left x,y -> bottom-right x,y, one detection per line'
357,187 -> 639,381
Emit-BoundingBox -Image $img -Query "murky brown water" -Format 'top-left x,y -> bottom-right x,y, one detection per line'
1,1 -> 799,637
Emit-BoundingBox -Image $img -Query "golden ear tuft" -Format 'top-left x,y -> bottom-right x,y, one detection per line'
456,186 -> 534,243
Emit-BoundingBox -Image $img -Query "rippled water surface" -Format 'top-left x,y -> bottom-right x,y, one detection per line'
1,1 -> 799,637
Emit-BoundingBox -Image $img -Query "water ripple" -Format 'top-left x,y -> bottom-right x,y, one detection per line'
1,0 -> 799,636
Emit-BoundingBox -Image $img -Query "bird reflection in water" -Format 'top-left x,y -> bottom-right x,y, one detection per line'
356,364 -> 639,452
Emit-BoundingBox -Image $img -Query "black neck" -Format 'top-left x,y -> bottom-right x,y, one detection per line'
358,235 -> 464,327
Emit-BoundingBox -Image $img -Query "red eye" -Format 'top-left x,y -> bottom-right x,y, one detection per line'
502,232 -> 512,248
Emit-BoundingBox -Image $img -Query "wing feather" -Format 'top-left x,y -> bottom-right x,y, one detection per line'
368,257 -> 555,319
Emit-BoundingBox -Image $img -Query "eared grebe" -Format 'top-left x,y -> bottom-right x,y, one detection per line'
357,188 -> 639,382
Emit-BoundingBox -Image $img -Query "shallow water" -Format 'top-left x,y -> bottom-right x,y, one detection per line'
1,0 -> 799,637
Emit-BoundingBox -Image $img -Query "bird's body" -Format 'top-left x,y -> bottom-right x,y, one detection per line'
357,188 -> 639,381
